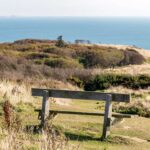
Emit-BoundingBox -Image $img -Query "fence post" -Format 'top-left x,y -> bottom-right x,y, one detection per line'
101,94 -> 112,140
41,90 -> 49,129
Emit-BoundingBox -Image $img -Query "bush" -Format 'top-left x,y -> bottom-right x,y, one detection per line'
79,51 -> 104,68
43,47 -> 57,53
113,100 -> 150,117
67,77 -> 83,88
78,49 -> 124,68
84,74 -> 150,91
120,49 -> 145,65
77,47 -> 145,68
44,58 -> 83,68
26,52 -> 49,59
0,55 -> 18,71
43,46 -> 76,58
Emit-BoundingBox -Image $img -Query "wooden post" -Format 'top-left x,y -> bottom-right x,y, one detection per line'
41,90 -> 49,129
101,94 -> 112,140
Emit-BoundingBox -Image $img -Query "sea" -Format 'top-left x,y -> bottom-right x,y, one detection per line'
0,17 -> 150,49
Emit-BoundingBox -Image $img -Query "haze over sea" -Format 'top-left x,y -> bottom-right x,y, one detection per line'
0,17 -> 150,49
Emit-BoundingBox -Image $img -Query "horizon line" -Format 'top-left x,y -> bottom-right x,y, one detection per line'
0,15 -> 150,18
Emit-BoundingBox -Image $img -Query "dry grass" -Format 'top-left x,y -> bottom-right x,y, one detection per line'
0,128 -> 78,150
0,79 -> 79,104
89,63 -> 150,76
103,63 -> 150,75
106,86 -> 150,99
0,80 -> 33,104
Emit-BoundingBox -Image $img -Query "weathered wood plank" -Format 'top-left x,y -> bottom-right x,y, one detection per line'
35,109 -> 136,118
101,94 -> 112,140
40,90 -> 49,129
32,88 -> 130,102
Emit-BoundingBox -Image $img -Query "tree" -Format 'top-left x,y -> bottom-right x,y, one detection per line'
55,35 -> 66,47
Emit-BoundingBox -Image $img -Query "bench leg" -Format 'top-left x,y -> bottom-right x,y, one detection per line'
40,90 -> 49,129
101,94 -> 112,140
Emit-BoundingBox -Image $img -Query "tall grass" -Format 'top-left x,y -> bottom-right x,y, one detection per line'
0,94 -> 79,150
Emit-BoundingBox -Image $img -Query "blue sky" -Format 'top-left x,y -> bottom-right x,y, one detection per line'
0,0 -> 150,17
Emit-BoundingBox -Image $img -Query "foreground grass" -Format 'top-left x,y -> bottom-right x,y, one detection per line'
0,98 -> 149,150
52,100 -> 150,149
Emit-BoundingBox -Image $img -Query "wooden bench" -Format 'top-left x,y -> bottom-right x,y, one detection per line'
32,88 -> 135,140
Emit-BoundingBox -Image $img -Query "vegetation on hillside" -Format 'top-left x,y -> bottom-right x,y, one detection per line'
0,39 -> 150,149
0,39 -> 145,71
0,39 -> 147,86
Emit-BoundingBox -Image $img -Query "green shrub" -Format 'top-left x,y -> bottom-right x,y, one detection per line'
43,47 -> 57,53
44,57 -> 83,68
76,47 -> 144,68
43,46 -> 76,58
26,52 -> 49,59
78,49 -> 124,68
34,59 -> 43,65
120,49 -> 145,65
113,100 -> 150,117
67,77 -> 83,88
84,74 -> 150,91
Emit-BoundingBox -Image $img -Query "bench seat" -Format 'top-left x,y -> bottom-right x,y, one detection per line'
35,109 -> 138,118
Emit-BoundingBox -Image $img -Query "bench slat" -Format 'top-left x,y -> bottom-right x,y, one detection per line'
35,109 -> 137,118
32,88 -> 130,102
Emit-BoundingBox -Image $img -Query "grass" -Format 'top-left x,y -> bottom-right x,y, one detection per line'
0,82 -> 150,149
0,75 -> 149,150
103,63 -> 150,75
49,100 -> 150,149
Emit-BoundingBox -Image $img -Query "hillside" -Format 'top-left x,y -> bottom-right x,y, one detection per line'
0,39 -> 148,82
0,39 -> 145,70
0,39 -> 150,150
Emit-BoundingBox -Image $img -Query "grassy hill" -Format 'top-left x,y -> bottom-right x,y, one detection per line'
0,39 -> 145,70
0,39 -> 148,87
0,39 -> 150,149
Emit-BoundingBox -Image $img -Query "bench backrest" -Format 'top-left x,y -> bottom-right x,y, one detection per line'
32,88 -> 130,102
